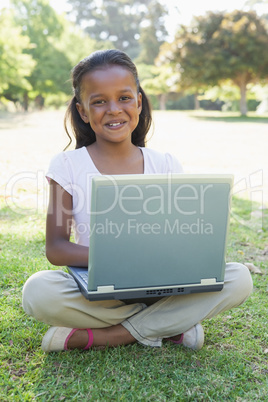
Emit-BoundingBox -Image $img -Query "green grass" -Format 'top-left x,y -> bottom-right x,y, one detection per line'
0,198 -> 267,401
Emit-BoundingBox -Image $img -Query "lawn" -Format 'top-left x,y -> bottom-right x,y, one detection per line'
0,110 -> 267,400
0,198 -> 267,401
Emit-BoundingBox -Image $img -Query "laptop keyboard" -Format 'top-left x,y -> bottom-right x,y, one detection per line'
78,272 -> 88,284
77,271 -> 186,296
75,268 -> 186,297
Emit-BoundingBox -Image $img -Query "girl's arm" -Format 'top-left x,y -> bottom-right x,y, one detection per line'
46,179 -> 89,267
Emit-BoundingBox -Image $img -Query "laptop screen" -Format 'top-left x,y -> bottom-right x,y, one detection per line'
87,174 -> 233,291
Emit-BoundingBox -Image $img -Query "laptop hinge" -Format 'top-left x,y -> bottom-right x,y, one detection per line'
97,285 -> 115,293
201,278 -> 217,285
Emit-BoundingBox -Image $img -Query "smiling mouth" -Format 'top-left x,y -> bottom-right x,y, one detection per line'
105,121 -> 126,128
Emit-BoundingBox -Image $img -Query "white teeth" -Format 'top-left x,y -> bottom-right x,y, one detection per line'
108,123 -> 121,126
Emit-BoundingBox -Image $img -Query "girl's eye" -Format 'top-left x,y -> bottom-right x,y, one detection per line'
93,100 -> 105,105
120,96 -> 131,101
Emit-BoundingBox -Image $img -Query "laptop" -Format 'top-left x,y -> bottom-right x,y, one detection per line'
68,173 -> 233,301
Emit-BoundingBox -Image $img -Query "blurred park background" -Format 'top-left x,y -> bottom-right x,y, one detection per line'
1,0 -> 268,213
1,0 -> 268,114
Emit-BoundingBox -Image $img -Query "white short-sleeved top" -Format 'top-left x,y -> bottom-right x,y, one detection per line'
46,146 -> 183,246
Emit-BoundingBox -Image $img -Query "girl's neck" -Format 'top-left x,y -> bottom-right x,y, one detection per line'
87,141 -> 144,175
92,139 -> 136,158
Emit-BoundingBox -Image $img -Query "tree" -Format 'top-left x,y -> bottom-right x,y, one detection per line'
0,9 -> 35,99
160,11 -> 268,115
10,0 -> 73,109
141,65 -> 178,110
1,0 -> 110,110
136,0 -> 168,64
54,17 -> 112,68
245,0 -> 268,23
66,0 -> 168,60
157,14 -> 224,110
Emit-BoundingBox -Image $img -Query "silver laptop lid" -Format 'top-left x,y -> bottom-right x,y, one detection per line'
88,174 -> 233,292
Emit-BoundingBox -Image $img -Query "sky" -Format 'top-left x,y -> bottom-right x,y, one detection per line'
166,0 -> 249,23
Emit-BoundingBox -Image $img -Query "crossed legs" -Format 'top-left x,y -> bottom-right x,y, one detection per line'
22,262 -> 253,351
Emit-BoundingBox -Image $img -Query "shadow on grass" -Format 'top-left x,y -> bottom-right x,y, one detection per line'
0,203 -> 47,281
0,202 -> 45,222
189,114 -> 268,124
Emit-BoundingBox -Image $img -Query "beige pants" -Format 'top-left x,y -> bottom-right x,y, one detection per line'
22,262 -> 253,347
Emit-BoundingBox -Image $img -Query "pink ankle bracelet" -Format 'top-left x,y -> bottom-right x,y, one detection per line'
83,328 -> 94,350
64,328 -> 94,350
168,333 -> 184,344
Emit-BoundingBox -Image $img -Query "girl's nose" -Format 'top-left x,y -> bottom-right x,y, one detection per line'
107,101 -> 122,114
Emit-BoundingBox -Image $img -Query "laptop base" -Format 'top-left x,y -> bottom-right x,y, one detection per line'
68,266 -> 224,301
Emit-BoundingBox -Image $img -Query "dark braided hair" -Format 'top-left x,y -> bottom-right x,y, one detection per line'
64,49 -> 152,149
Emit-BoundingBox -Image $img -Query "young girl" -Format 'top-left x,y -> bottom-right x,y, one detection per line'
22,49 -> 253,352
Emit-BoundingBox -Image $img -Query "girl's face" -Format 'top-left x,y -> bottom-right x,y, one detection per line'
76,65 -> 142,146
